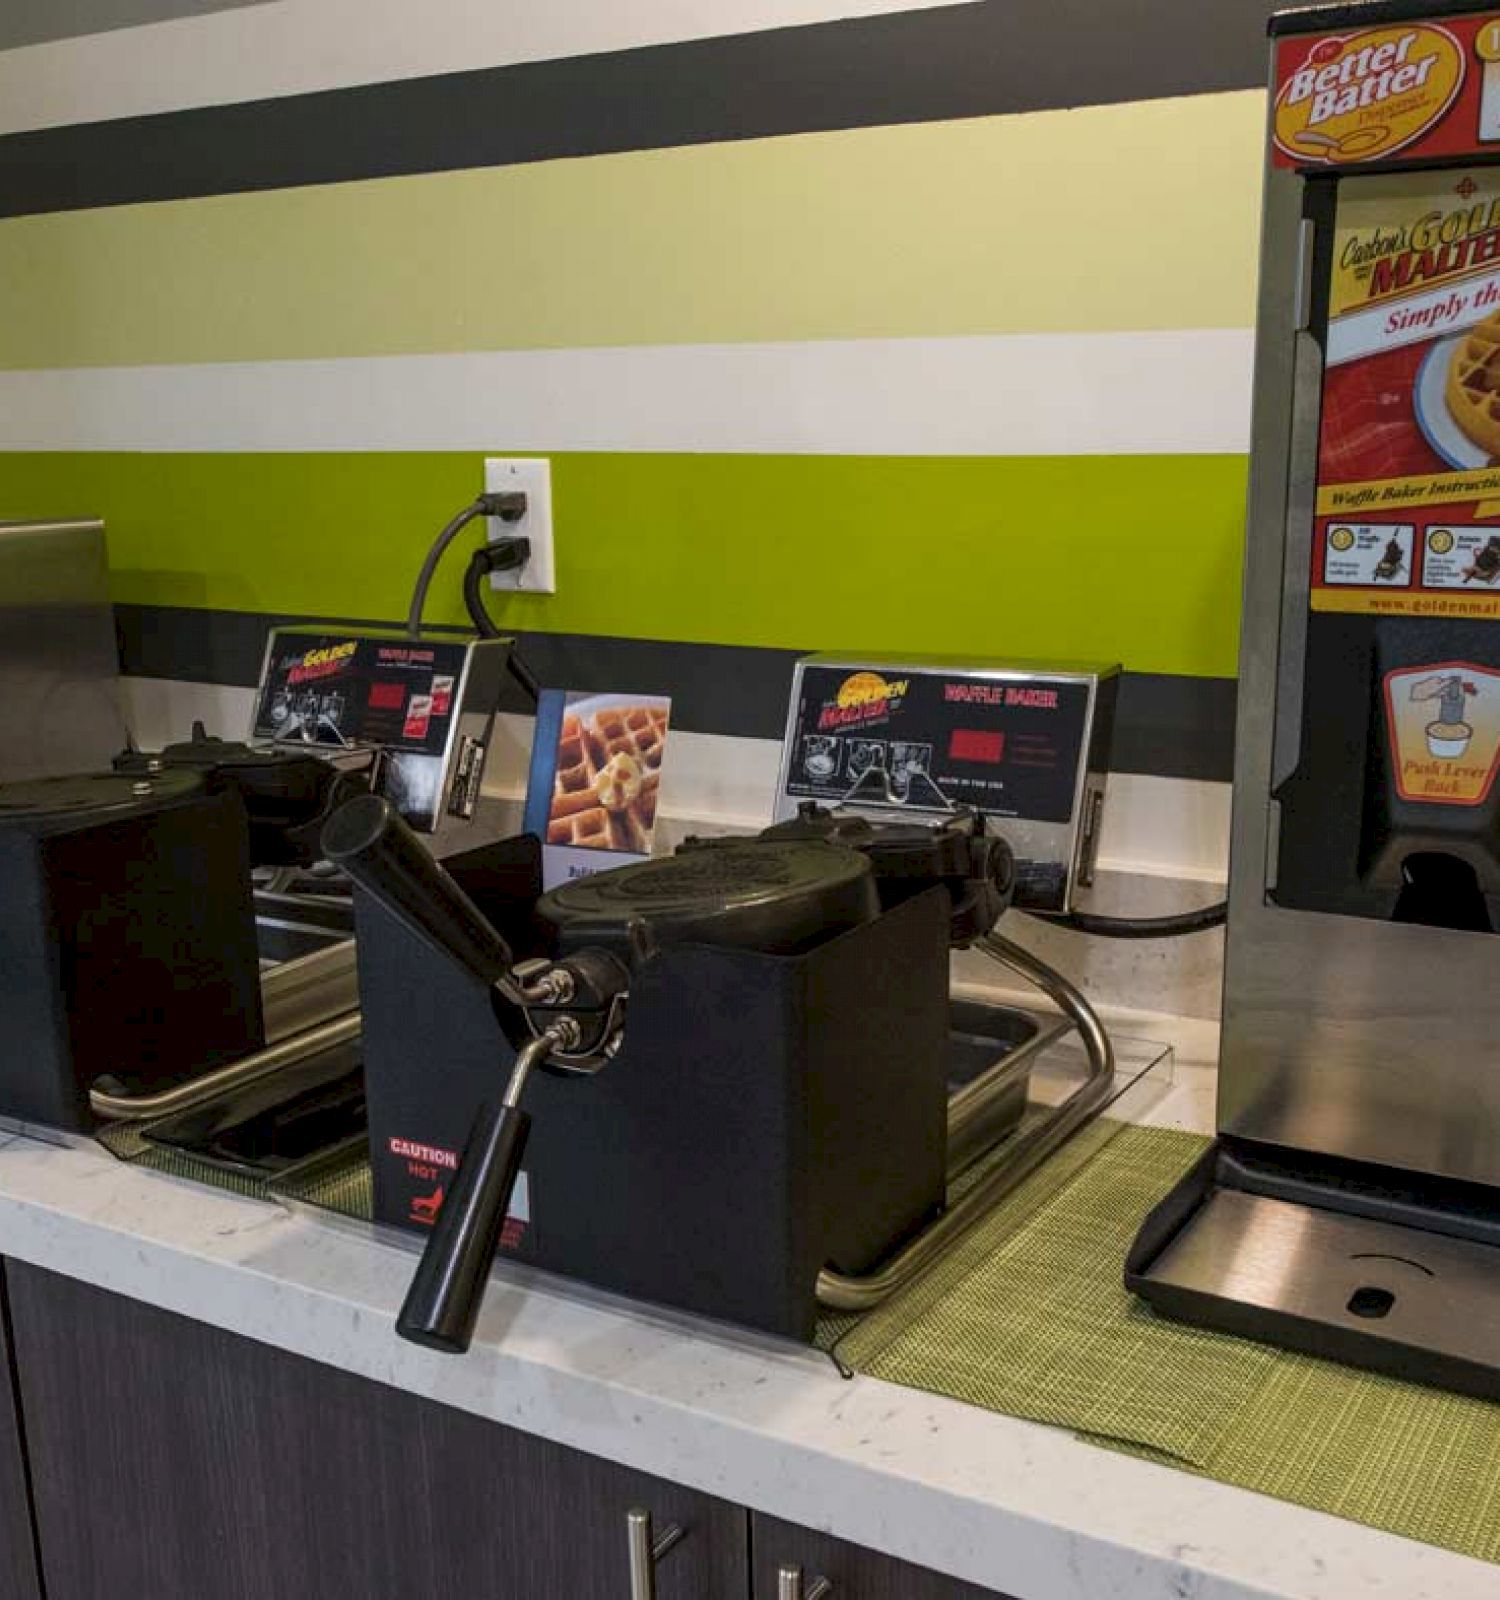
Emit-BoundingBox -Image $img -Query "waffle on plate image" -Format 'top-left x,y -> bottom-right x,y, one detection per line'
546,696 -> 669,852
1447,309 -> 1500,458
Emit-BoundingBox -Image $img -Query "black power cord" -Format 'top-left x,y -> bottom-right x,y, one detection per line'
463,540 -> 530,639
405,491 -> 528,639
405,491 -> 537,704
1030,900 -> 1227,939
464,544 -> 540,701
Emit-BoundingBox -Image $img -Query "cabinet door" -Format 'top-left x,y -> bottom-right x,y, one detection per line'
8,1262 -> 745,1600
0,1266 -> 41,1599
753,1511 -> 1011,1599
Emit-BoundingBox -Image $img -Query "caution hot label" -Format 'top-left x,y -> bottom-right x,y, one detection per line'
1384,662 -> 1500,804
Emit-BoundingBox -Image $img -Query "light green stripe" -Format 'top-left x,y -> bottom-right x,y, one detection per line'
0,92 -> 1265,370
0,451 -> 1247,676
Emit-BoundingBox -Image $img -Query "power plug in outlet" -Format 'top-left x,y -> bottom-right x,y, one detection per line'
485,457 -> 554,593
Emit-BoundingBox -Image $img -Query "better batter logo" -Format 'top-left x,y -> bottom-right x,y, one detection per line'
1275,25 -> 1465,165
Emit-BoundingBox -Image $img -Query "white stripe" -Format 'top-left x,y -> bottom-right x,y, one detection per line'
121,678 -> 1230,883
0,0 -> 975,135
0,332 -> 1254,456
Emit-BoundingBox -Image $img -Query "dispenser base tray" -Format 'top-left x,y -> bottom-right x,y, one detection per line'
1127,1139 -> 1500,1402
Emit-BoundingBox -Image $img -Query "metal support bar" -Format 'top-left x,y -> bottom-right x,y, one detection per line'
88,1012 -> 362,1122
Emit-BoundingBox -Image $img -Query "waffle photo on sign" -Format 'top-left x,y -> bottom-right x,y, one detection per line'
522,690 -> 672,890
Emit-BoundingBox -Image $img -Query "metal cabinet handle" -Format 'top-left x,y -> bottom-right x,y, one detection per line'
778,1565 -> 833,1600
626,1507 -> 686,1600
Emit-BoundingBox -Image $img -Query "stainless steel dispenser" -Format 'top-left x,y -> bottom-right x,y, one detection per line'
1129,0 -> 1500,1399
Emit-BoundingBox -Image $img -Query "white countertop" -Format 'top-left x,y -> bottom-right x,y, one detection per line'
0,1013 -> 1492,1600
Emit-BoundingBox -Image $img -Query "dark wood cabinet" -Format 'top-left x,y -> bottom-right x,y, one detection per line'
752,1511 -> 1010,1599
6,1262 -> 746,1600
0,1267 -> 41,1600
0,1262 -> 1020,1600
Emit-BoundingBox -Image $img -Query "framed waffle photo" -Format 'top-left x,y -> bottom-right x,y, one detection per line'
522,689 -> 672,889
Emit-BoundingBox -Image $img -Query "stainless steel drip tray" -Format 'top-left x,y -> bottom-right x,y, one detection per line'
1128,1140 -> 1500,1401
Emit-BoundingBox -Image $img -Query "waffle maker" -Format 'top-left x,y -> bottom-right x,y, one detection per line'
115,720 -> 369,868
737,802 -> 1015,947
0,771 -> 264,1128
0,714 -> 377,1133
535,838 -> 881,958
324,795 -> 1014,1352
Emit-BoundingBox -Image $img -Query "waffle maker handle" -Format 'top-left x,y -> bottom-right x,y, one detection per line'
322,796 -> 611,1354
321,793 -> 515,988
395,1090 -> 530,1352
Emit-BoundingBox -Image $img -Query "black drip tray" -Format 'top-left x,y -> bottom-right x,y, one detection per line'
944,999 -> 1062,1173
947,999 -> 1039,1092
141,1040 -> 366,1182
1128,1139 -> 1500,1402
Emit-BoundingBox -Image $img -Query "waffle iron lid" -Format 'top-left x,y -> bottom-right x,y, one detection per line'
0,770 -> 204,823
536,840 -> 877,952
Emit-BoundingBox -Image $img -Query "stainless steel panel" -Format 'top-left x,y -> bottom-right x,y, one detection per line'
1151,1189 -> 1500,1371
772,653 -> 1116,911
1218,140 -> 1500,1186
0,519 -> 127,782
1267,330 -> 1322,800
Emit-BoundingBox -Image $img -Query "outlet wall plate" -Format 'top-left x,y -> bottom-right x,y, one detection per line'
485,457 -> 554,593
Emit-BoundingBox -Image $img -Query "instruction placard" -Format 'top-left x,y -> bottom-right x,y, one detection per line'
1312,169 -> 1500,622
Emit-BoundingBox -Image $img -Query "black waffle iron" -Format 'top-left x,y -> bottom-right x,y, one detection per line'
0,729 -> 370,1132
116,720 -> 369,868
324,796 -> 1014,1352
0,771 -> 264,1128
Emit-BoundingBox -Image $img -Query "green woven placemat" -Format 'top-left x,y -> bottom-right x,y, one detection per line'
829,1122 -> 1500,1566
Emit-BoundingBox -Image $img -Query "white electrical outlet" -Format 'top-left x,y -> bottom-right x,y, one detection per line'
484,457 -> 555,593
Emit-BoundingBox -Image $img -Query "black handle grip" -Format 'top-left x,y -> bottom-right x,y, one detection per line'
396,1100 -> 532,1353
321,794 -> 513,989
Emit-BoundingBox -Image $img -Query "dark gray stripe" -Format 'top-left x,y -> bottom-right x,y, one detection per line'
114,604 -> 1235,782
1113,673 -> 1237,784
0,0 -> 269,51
1,0 -> 1280,218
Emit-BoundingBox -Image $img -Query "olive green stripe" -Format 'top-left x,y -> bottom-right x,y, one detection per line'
0,91 -> 1265,371
0,450 -> 1247,678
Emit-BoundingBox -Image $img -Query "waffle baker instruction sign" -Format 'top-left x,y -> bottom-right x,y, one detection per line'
522,690 -> 672,890
1312,167 -> 1500,622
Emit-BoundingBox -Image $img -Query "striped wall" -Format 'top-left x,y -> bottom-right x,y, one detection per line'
0,0 -> 1278,801
0,0 -> 272,55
